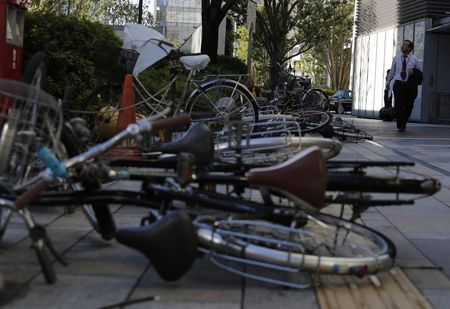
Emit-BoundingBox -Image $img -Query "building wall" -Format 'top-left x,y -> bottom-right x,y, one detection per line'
352,0 -> 450,122
356,0 -> 450,35
352,20 -> 426,119
155,0 -> 202,44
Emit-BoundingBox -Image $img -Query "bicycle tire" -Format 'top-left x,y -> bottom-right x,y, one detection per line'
301,89 -> 329,111
296,110 -> 332,134
185,79 -> 259,133
60,124 -> 116,240
333,129 -> 373,142
195,211 -> 395,276
332,117 -> 373,142
35,245 -> 57,284
1,55 -> 61,187
22,52 -> 47,90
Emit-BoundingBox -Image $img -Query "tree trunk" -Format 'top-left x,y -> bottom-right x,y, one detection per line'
201,20 -> 220,63
269,60 -> 281,90
269,53 -> 286,90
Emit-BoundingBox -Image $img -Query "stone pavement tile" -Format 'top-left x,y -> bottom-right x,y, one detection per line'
402,163 -> 445,177
129,256 -> 242,306
0,214 -> 96,301
2,274 -> 136,309
361,210 -> 395,226
0,263 -> 43,305
376,207 -> 450,240
390,198 -> 450,211
126,300 -> 240,309
45,209 -> 97,230
435,176 -> 450,189
104,180 -> 141,191
421,288 -> 450,309
360,220 -> 434,268
27,206 -> 67,224
54,234 -> 147,278
243,280 -> 318,309
429,187 -> 450,205
115,205 -> 149,216
404,269 -> 450,290
0,226 -> 30,248
114,213 -> 149,227
410,239 -> 450,278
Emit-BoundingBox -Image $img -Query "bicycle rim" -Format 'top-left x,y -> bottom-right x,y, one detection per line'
0,80 -> 61,188
297,110 -> 332,134
60,125 -> 116,239
302,89 -> 328,111
22,52 -> 47,90
333,117 -> 373,143
195,212 -> 395,275
185,80 -> 258,134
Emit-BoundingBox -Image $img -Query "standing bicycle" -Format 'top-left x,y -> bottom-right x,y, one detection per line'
76,24 -> 258,143
268,64 -> 329,113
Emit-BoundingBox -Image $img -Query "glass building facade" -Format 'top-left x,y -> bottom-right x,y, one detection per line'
352,0 -> 450,122
155,0 -> 202,44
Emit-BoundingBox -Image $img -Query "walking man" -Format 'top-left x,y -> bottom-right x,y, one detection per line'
385,40 -> 421,132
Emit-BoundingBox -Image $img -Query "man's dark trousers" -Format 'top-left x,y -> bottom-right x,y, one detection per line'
393,80 -> 414,129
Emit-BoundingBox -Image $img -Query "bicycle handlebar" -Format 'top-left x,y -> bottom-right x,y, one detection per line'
15,173 -> 52,209
15,110 -> 192,209
151,113 -> 191,132
64,108 -> 184,169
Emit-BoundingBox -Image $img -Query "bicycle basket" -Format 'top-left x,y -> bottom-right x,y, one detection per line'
94,41 -> 140,85
0,79 -> 62,188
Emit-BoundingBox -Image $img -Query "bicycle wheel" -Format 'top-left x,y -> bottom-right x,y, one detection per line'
185,79 -> 259,134
301,89 -> 329,111
22,52 -> 47,90
34,239 -> 57,284
332,117 -> 373,143
60,123 -> 116,240
296,110 -> 332,134
195,211 -> 395,276
0,87 -> 62,189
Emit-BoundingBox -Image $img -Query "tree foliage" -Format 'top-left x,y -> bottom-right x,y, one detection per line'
235,25 -> 249,63
100,0 -> 156,26
312,1 -> 354,90
28,0 -> 100,17
228,0 -> 249,27
24,12 -> 121,106
254,0 -> 348,88
28,0 -> 155,26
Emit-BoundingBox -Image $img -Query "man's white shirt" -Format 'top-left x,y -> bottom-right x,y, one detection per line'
386,53 -> 421,88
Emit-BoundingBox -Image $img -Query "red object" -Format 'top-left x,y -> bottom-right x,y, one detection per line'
0,0 -> 27,81
109,73 -> 142,159
116,73 -> 137,133
106,146 -> 143,160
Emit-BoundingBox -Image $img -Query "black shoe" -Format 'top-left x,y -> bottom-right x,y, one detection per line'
398,127 -> 405,132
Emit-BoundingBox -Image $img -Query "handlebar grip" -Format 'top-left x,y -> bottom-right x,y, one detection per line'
15,178 -> 51,209
151,114 -> 191,132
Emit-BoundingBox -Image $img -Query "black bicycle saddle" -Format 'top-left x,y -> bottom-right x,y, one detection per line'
160,123 -> 214,168
115,211 -> 198,281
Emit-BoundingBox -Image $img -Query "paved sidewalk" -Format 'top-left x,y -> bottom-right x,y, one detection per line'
0,117 -> 449,308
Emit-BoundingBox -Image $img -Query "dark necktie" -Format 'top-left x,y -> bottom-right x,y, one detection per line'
401,55 -> 407,80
